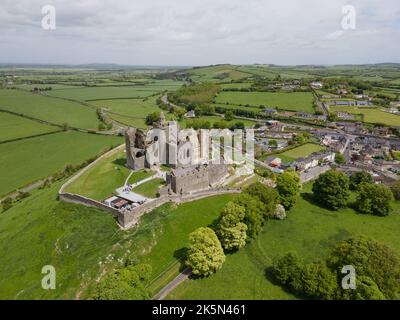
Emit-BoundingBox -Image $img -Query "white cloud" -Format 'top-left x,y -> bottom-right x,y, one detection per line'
0,0 -> 399,65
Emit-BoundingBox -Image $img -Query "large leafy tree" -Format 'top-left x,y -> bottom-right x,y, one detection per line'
276,171 -> 301,209
145,111 -> 161,125
349,171 -> 373,190
312,169 -> 350,210
271,236 -> 400,300
390,180 -> 400,200
235,193 -> 266,238
355,182 -> 393,216
217,202 -> 247,251
186,227 -> 225,277
329,235 -> 400,299
244,182 -> 280,218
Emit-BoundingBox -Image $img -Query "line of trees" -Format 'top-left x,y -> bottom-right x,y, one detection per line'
270,235 -> 400,300
312,169 -> 394,216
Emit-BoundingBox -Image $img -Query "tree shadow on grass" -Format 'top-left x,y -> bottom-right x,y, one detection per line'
173,247 -> 188,273
113,157 -> 126,167
301,191 -> 360,215
301,192 -> 322,207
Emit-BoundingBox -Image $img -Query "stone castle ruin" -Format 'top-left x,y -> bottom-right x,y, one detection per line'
124,112 -> 239,195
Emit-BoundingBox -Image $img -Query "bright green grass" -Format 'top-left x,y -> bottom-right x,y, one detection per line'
180,116 -> 256,128
48,87 -> 158,101
0,112 -> 59,142
0,182 -> 132,299
91,96 -> 161,118
220,83 -> 253,89
140,194 -> 237,283
215,91 -> 315,113
168,186 -> 400,299
0,131 -> 122,197
65,148 -> 129,201
0,89 -> 100,129
212,103 -> 261,113
128,170 -> 155,184
91,96 -> 164,129
277,143 -> 325,160
65,148 -> 155,201
0,179 -> 234,299
132,178 -> 165,198
188,65 -> 250,82
108,113 -> 149,129
14,84 -> 82,91
330,106 -> 400,126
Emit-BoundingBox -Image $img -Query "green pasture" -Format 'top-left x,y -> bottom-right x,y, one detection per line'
0,112 -> 59,142
0,89 -> 100,129
215,91 -> 315,113
0,131 -> 122,196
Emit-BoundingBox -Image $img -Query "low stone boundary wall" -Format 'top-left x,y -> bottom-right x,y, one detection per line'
120,189 -> 241,229
59,192 -> 121,217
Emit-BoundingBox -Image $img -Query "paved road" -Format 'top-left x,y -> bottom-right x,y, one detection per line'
153,268 -> 192,300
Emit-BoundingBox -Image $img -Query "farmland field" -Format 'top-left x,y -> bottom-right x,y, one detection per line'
330,106 -> 400,126
168,185 -> 400,299
0,131 -> 122,196
188,65 -> 251,82
180,115 -> 257,128
91,96 -> 161,118
215,91 -> 315,113
0,89 -> 100,129
0,112 -> 59,142
48,86 -> 158,101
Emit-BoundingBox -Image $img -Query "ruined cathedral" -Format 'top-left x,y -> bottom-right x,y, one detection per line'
125,112 -> 229,195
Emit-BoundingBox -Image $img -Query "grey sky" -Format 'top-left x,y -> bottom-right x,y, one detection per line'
0,0 -> 399,65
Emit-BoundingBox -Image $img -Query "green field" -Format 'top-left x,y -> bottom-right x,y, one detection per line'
180,115 -> 257,128
47,87 -> 158,101
0,178 -> 235,299
0,131 -> 122,196
215,91 -> 315,113
91,96 -> 161,118
66,148 -> 155,201
0,182 -> 131,299
132,178 -> 165,198
275,143 -> 325,162
330,106 -> 400,126
90,96 -> 164,129
0,89 -> 100,129
188,65 -> 251,82
0,112 -> 59,142
65,148 -> 128,201
139,194 -> 237,291
168,185 -> 400,299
